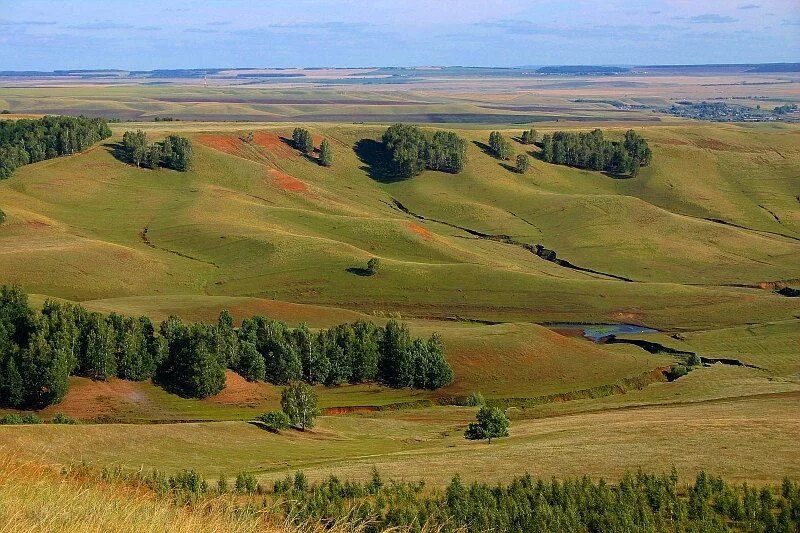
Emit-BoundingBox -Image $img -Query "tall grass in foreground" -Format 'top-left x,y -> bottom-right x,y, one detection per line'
0,454 -> 437,533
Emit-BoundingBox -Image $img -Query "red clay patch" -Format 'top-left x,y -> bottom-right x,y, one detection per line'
322,405 -> 380,415
196,134 -> 244,156
208,370 -> 278,407
252,132 -> 294,157
269,168 -> 308,193
41,377 -> 147,420
408,222 -> 433,240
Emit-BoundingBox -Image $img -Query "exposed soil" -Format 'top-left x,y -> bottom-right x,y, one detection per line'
269,168 -> 308,193
408,222 -> 433,240
207,370 -> 277,407
40,377 -> 148,420
322,405 -> 381,415
196,134 -> 243,156
252,132 -> 294,157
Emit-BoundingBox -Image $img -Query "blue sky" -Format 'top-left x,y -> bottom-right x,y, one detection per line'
1,0 -> 798,70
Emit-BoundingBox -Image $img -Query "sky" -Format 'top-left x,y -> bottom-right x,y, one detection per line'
1,0 -> 798,70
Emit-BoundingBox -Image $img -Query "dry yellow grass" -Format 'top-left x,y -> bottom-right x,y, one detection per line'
0,454 -> 273,533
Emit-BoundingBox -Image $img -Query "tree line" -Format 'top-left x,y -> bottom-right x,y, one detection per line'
0,285 -> 453,409
540,129 -> 652,175
85,459 -> 800,533
0,115 -> 112,179
382,123 -> 467,179
121,130 -> 192,171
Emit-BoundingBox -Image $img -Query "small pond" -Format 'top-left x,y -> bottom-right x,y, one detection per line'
545,322 -> 659,342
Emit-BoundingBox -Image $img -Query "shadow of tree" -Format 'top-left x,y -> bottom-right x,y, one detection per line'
346,267 -> 375,277
353,138 -> 406,183
472,140 -> 495,157
104,142 -> 131,165
280,136 -> 319,164
500,163 -> 519,173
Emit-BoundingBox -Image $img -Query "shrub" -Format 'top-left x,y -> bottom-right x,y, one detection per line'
465,391 -> 486,407
687,353 -> 702,367
1,412 -> 45,425
235,471 -> 258,494
0,207 -> 5,224
51,412 -> 78,424
0,414 -> 23,425
666,364 -> 689,381
257,410 -> 290,432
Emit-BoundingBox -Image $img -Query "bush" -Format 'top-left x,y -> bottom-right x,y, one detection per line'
1,413 -> 43,425
257,410 -> 290,432
666,364 -> 689,381
687,353 -> 702,367
0,414 -> 23,425
235,471 -> 258,494
0,207 -> 5,224
51,412 -> 78,424
465,391 -> 486,407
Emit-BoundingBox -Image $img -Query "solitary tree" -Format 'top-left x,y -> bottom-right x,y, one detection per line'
319,139 -> 332,167
281,381 -> 319,430
515,154 -> 530,174
366,257 -> 381,276
464,406 -> 509,443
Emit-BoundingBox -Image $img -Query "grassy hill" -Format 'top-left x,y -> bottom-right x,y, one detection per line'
0,118 -> 798,488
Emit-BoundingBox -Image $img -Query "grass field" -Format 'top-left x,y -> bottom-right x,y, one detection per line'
4,391 -> 798,486
0,81 -> 799,495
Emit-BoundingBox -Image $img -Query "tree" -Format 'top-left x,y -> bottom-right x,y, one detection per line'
379,319 -> 412,387
122,130 -> 148,167
78,313 -> 117,381
521,128 -> 538,145
319,139 -> 332,167
464,406 -> 509,443
154,320 -> 226,398
162,135 -> 192,171
0,207 -> 5,224
0,352 -> 24,407
366,257 -> 381,276
381,124 -> 467,178
281,381 -> 318,430
18,326 -> 71,408
515,154 -> 530,174
216,310 -> 239,369
488,131 -> 513,160
236,336 -> 266,382
349,321 -> 380,383
295,323 -> 329,385
292,128 -> 313,154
